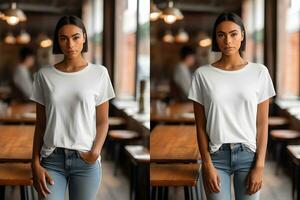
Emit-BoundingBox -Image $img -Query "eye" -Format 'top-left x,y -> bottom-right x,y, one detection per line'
217,34 -> 224,39
59,37 -> 67,42
231,32 -> 238,37
73,36 -> 80,40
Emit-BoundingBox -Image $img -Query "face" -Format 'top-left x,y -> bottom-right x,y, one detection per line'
24,56 -> 35,68
57,24 -> 86,58
185,55 -> 196,67
215,21 -> 244,56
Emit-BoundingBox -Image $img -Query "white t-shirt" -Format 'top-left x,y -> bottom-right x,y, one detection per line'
188,62 -> 276,153
30,63 -> 115,158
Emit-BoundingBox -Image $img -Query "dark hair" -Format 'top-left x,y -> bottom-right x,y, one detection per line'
52,15 -> 88,54
19,47 -> 34,62
211,12 -> 246,53
180,46 -> 196,59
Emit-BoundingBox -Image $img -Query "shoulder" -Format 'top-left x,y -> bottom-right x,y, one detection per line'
193,64 -> 211,76
88,63 -> 109,75
34,65 -> 53,78
248,62 -> 270,73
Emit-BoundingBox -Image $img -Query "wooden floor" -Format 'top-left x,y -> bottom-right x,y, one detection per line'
4,159 -> 293,200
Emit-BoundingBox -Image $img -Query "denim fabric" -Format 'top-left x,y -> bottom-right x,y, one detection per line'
40,148 -> 101,200
205,143 -> 260,200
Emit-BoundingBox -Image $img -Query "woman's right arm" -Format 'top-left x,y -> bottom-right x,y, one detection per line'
31,103 -> 54,198
193,101 -> 221,193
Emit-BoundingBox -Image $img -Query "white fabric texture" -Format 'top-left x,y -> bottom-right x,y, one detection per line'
30,63 -> 115,158
188,62 -> 276,153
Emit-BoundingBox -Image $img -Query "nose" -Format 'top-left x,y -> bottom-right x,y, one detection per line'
224,35 -> 232,45
67,38 -> 74,48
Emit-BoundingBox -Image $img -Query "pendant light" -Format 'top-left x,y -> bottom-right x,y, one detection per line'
175,28 -> 189,43
2,2 -> 27,26
37,33 -> 53,48
16,29 -> 31,44
161,1 -> 183,24
150,2 -> 162,21
4,32 -> 16,44
162,30 -> 174,43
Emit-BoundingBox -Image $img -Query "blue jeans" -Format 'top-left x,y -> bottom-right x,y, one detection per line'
205,143 -> 260,200
40,148 -> 101,200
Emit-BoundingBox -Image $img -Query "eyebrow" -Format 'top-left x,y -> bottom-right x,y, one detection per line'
217,30 -> 238,34
59,33 -> 81,38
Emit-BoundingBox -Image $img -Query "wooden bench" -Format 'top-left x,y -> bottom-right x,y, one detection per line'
108,130 -> 141,175
270,129 -> 300,175
0,163 -> 33,200
150,163 -> 200,200
125,145 -> 150,200
287,145 -> 300,200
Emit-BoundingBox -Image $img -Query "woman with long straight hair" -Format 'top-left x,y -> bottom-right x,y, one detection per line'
188,12 -> 275,200
31,15 -> 115,200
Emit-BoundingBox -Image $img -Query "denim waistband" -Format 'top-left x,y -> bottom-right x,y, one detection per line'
219,143 -> 246,151
52,147 -> 80,158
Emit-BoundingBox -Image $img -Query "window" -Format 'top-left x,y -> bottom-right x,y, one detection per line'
114,0 -> 137,99
242,0 -> 265,63
277,0 -> 300,98
82,0 -> 104,64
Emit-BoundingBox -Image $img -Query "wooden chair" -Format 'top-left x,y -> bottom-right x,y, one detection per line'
0,163 -> 33,200
150,163 -> 200,200
125,145 -> 150,200
287,145 -> 300,200
270,129 -> 300,175
108,130 -> 141,176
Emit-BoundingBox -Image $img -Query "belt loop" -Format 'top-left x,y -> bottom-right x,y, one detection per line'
241,143 -> 245,151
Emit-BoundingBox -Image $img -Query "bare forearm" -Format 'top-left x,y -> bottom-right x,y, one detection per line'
255,123 -> 268,168
32,127 -> 45,167
91,122 -> 109,155
197,129 -> 213,167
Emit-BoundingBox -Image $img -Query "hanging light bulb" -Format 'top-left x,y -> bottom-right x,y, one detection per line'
175,28 -> 189,43
4,32 -> 16,44
37,33 -> 53,48
150,2 -> 162,21
198,32 -> 212,47
161,1 -> 183,24
162,30 -> 174,43
2,2 -> 27,26
16,29 -> 31,44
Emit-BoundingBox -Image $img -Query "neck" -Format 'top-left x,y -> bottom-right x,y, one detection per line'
217,53 -> 246,69
62,54 -> 87,68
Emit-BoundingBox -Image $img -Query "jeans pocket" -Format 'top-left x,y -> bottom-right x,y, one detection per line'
243,145 -> 255,154
77,150 -> 97,165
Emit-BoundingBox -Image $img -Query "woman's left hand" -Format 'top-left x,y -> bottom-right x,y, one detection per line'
79,150 -> 99,164
246,166 -> 263,195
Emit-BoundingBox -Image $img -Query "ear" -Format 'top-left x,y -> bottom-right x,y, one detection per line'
241,31 -> 244,41
83,33 -> 86,43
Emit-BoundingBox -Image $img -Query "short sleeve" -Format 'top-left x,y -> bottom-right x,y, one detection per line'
188,73 -> 204,105
258,67 -> 276,103
95,68 -> 116,106
30,71 -> 45,105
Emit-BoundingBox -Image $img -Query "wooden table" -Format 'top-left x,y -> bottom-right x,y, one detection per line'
151,102 -> 195,124
0,103 -> 36,124
0,125 -> 34,162
150,125 -> 200,163
287,145 -> 300,200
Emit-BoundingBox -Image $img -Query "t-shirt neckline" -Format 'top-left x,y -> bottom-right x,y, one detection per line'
52,62 -> 91,75
209,62 -> 250,73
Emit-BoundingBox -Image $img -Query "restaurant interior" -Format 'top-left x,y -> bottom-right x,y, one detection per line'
150,0 -> 300,199
0,0 -> 299,200
0,0 -> 150,200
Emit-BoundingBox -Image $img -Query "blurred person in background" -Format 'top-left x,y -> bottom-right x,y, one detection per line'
13,47 -> 35,101
173,46 -> 196,100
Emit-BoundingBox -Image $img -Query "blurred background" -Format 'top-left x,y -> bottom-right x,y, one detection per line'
150,0 -> 300,200
0,0 -> 150,200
